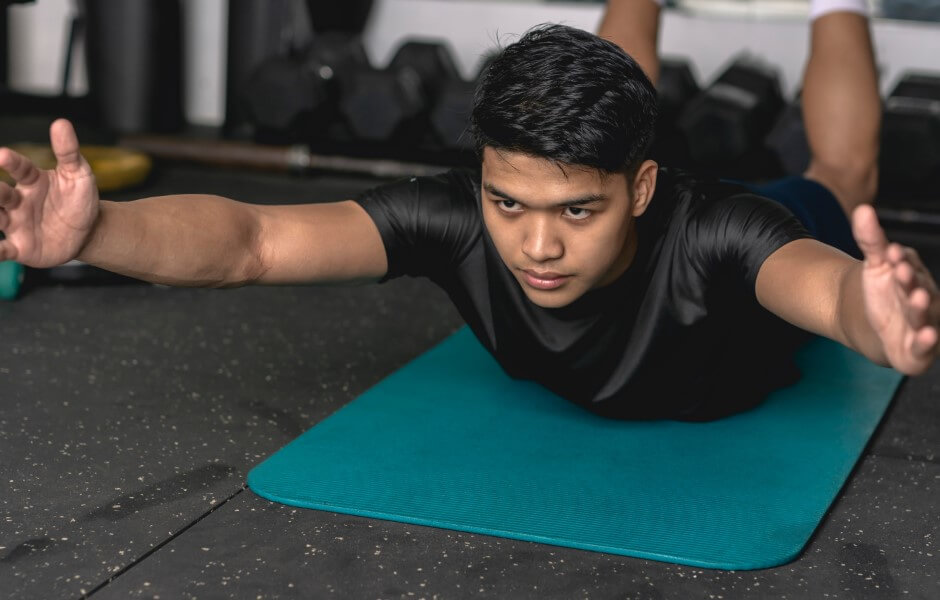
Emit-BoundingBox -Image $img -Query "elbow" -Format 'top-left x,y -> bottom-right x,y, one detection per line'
225,207 -> 270,287
240,226 -> 270,286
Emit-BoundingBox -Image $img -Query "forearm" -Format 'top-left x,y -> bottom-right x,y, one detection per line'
757,239 -> 888,364
836,261 -> 889,365
597,0 -> 662,85
761,209 -> 937,374
77,195 -> 263,288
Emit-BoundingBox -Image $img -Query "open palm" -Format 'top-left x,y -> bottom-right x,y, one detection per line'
0,119 -> 100,268
853,205 -> 940,375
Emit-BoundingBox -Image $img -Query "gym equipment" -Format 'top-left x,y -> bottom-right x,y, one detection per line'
882,0 -> 940,21
880,72 -> 940,196
765,98 -> 811,176
305,0 -> 373,33
428,79 -> 476,150
243,33 -> 369,142
249,327 -> 901,570
82,0 -> 184,134
428,53 -> 496,151
1,1 -> 96,124
658,59 -> 699,126
0,1 -> 36,89
118,135 -> 444,178
650,58 -> 699,168
0,144 -> 152,192
225,0 -> 314,137
678,56 -> 784,176
340,40 -> 461,143
0,259 -> 142,301
0,260 -> 24,300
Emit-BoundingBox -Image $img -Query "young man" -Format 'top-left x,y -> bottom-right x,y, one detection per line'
0,5 -> 936,420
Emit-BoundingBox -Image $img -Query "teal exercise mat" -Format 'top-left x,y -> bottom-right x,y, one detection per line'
248,328 -> 902,570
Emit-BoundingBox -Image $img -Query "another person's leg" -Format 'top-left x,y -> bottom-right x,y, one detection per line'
598,0 -> 662,85
801,1 -> 881,215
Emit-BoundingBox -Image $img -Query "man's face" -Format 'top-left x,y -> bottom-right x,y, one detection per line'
480,147 -> 655,309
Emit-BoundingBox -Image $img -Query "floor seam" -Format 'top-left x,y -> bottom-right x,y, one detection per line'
79,483 -> 248,599
864,450 -> 939,466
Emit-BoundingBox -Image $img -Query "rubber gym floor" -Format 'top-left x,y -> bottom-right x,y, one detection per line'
1,164 -> 937,599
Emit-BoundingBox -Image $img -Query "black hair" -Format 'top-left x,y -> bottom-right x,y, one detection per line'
470,24 -> 658,175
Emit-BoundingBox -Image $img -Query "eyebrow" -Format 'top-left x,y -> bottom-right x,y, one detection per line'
483,183 -> 606,208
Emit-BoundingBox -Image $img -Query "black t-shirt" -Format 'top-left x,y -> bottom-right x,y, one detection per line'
355,167 -> 811,420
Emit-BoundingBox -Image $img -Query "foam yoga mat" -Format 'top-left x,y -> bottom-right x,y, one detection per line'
248,328 -> 902,570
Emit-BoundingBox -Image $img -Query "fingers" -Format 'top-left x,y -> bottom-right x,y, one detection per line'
891,254 -> 918,294
0,146 -> 41,187
0,181 -> 19,211
0,183 -> 11,244
885,243 -> 938,297
906,287 -> 931,329
0,239 -> 18,262
900,247 -> 938,293
878,237 -> 940,339
851,204 -> 888,268
911,325 -> 939,361
50,118 -> 90,177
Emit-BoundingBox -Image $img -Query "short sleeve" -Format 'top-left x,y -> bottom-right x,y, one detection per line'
690,192 -> 811,291
353,169 -> 482,282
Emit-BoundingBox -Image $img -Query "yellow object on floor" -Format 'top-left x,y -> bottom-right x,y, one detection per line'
0,144 -> 152,192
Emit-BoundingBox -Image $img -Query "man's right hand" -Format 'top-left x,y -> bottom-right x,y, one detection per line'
0,119 -> 100,268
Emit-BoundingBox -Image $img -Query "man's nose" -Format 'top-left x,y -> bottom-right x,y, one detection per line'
522,216 -> 564,262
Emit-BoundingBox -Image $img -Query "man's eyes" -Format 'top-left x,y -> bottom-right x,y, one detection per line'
564,206 -> 592,220
494,200 -> 593,220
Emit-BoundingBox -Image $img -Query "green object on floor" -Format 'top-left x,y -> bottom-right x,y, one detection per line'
248,327 -> 902,570
0,261 -> 24,300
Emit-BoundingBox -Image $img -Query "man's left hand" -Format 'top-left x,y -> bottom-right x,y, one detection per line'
853,204 -> 940,375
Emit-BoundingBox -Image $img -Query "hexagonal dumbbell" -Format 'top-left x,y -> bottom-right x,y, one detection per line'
880,72 -> 940,195
678,56 -> 784,176
243,33 -> 368,142
340,40 -> 461,143
650,58 -> 699,169
765,96 -> 810,176
428,53 -> 497,151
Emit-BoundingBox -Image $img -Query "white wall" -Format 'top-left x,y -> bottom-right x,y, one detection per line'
8,0 -> 86,95
7,0 -> 226,124
8,0 -> 940,127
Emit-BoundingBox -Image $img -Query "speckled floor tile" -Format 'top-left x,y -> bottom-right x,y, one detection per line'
0,278 -> 461,599
91,454 -> 937,600
868,365 -> 940,464
1,167 -> 937,599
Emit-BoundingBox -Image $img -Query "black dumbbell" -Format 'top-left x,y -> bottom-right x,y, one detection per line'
0,260 -> 142,301
650,58 -> 699,168
429,53 -> 497,151
243,33 -> 368,142
765,96 -> 810,176
678,56 -> 784,175
340,39 -> 461,143
880,72 -> 940,195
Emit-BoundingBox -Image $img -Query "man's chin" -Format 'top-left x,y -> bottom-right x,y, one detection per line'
521,286 -> 583,309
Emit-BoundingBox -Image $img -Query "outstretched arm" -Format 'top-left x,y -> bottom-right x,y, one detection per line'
0,119 -> 388,288
756,206 -> 939,375
597,0 -> 662,85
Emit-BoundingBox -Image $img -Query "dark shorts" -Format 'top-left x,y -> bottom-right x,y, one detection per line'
736,176 -> 862,259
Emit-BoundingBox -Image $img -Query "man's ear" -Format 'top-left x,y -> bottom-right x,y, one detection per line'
630,160 -> 658,217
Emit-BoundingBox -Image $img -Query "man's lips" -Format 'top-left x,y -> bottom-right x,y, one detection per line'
521,269 -> 571,290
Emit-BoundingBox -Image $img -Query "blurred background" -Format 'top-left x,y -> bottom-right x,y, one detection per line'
2,0 -> 939,217
2,6 -> 939,596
